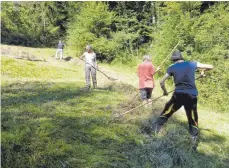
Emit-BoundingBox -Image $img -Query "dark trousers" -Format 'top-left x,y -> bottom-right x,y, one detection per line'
156,92 -> 199,136
140,88 -> 153,100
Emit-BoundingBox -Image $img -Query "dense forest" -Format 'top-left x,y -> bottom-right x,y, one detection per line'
1,1 -> 229,112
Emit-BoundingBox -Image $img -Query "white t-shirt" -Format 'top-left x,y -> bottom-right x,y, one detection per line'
83,52 -> 96,66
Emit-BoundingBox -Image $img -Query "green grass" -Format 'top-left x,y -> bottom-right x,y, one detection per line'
1,45 -> 229,168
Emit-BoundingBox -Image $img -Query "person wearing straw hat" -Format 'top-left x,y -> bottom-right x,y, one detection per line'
80,45 -> 98,90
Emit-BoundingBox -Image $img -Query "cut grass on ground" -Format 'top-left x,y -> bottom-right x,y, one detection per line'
1,45 -> 229,168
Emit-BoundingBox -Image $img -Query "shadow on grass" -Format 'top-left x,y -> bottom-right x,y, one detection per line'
2,81 -> 137,107
2,81 -> 98,107
1,81 -> 138,167
1,81 -> 229,168
137,110 -> 229,168
63,56 -> 73,61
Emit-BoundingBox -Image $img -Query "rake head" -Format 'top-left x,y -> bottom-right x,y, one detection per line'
108,77 -> 118,81
111,110 -> 124,121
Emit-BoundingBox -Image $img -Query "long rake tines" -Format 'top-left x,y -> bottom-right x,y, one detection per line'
107,76 -> 118,81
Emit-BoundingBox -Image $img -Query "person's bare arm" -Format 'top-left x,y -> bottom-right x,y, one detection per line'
197,62 -> 213,70
80,53 -> 85,60
152,66 -> 160,76
95,57 -> 99,69
155,66 -> 160,73
160,73 -> 170,95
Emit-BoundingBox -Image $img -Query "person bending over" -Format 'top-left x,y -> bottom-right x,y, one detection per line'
154,50 -> 213,145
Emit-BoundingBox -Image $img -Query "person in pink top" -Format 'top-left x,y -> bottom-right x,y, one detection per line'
137,55 -> 159,106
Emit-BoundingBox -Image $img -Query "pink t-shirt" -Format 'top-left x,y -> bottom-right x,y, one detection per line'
137,62 -> 156,89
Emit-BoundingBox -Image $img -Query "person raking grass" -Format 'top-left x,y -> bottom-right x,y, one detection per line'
152,50 -> 213,148
137,55 -> 160,107
80,45 -> 98,90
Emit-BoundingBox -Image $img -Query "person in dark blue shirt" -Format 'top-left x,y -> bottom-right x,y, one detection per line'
153,50 -> 213,147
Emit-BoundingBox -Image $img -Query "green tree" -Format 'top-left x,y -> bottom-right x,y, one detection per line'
67,2 -> 116,59
109,2 -> 157,55
1,2 -> 81,47
151,2 -> 229,112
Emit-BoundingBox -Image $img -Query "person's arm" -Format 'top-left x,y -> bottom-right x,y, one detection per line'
150,65 -> 156,76
155,66 -> 160,73
93,53 -> 98,69
151,63 -> 160,76
152,66 -> 160,76
160,73 -> 170,95
197,62 -> 213,70
80,53 -> 85,60
95,57 -> 99,69
137,65 -> 140,77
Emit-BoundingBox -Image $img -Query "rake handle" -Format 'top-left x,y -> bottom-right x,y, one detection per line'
117,74 -> 205,118
157,42 -> 180,69
90,64 -> 117,80
79,57 -> 111,78
117,89 -> 174,117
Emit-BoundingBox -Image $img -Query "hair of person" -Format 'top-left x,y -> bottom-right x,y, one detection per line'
86,45 -> 92,50
143,55 -> 152,62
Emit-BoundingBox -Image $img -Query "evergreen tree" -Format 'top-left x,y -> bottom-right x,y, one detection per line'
1,1 -> 80,47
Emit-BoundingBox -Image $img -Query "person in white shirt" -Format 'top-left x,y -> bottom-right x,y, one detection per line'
80,45 -> 98,90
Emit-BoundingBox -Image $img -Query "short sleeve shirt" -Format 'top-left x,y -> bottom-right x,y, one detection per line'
58,42 -> 64,49
167,61 -> 198,96
137,62 -> 156,89
83,52 -> 96,66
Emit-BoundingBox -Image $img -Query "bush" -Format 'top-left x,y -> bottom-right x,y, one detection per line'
67,2 -> 117,60
151,2 -> 229,112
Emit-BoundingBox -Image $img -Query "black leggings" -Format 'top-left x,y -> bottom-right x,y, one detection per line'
140,88 -> 153,100
157,92 -> 199,136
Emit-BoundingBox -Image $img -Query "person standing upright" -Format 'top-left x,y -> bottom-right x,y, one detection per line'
137,55 -> 159,107
80,45 -> 98,90
55,40 -> 65,60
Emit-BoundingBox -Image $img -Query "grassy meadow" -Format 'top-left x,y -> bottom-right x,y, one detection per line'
1,45 -> 229,168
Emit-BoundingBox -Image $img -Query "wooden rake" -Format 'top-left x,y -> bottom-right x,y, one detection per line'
79,57 -> 118,81
114,73 -> 205,119
128,42 -> 180,104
